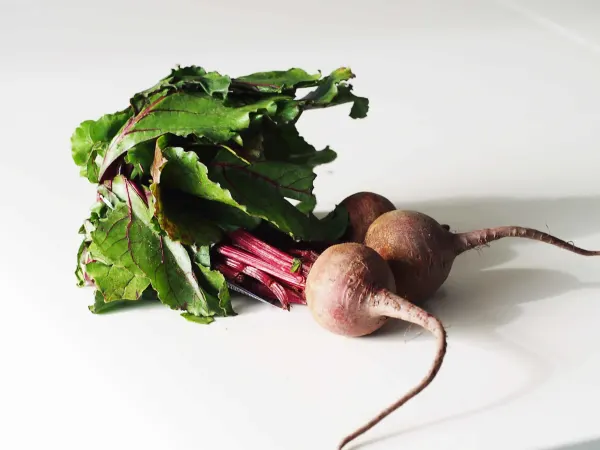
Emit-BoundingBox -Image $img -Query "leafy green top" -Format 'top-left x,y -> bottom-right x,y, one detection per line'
71,64 -> 369,321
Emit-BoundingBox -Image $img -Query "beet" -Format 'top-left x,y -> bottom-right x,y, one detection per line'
340,192 -> 396,243
365,209 -> 600,303
305,242 -> 447,449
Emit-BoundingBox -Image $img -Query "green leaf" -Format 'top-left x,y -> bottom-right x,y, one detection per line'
71,108 -> 133,182
131,65 -> 231,112
99,92 -> 288,179
85,261 -> 150,302
75,239 -> 88,287
153,140 -> 242,207
196,263 -> 235,316
180,313 -> 214,324
192,245 -> 212,268
291,258 -> 302,273
126,141 -> 155,179
151,183 -> 224,246
208,149 -> 345,241
89,288 -> 158,314
149,140 -> 257,244
90,176 -> 233,318
262,121 -> 337,170
234,68 -> 321,93
300,67 -> 369,119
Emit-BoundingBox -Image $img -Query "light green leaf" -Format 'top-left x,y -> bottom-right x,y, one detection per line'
89,289 -> 158,314
85,261 -> 151,302
71,108 -> 133,182
181,313 -> 214,324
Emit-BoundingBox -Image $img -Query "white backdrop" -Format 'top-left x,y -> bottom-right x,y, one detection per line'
2,1 -> 600,449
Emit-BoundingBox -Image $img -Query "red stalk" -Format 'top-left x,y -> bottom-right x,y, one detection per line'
216,245 -> 305,289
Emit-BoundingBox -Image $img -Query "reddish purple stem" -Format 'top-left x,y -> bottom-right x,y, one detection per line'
216,245 -> 306,289
242,266 -> 290,310
230,229 -> 297,266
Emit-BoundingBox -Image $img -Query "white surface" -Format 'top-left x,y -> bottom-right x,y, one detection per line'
2,1 -> 600,449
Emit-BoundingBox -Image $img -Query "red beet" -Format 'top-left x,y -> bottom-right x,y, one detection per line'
305,243 -> 447,449
365,210 -> 600,303
340,192 -> 396,243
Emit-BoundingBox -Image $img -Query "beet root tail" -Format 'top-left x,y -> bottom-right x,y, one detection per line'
338,291 -> 447,449
454,226 -> 600,256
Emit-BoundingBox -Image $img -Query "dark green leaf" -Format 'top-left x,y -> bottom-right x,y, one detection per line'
131,65 -> 231,112
262,121 -> 337,170
126,141 -> 155,179
151,183 -> 224,246
99,92 -> 287,179
150,140 -> 257,244
153,141 -> 242,207
300,67 -> 369,119
208,149 -> 346,241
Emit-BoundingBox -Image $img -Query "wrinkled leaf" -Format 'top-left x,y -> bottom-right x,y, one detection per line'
75,239 -> 88,286
262,121 -> 337,170
196,262 -> 235,316
151,183 -> 224,246
150,140 -> 257,244
234,68 -> 321,93
300,67 -> 369,119
85,261 -> 151,302
99,93 -> 287,179
126,141 -> 155,179
91,176 -> 233,318
89,288 -> 158,314
131,65 -> 231,112
71,109 -> 133,182
208,149 -> 345,241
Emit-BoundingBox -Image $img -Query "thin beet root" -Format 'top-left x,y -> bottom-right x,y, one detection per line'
365,210 -> 600,303
305,243 -> 447,449
340,192 -> 396,243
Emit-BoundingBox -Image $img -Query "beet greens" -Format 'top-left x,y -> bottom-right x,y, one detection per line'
73,65 -> 368,321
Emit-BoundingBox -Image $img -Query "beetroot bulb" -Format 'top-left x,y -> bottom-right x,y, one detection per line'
340,191 -> 451,243
305,242 -> 447,449
340,192 -> 396,243
365,209 -> 600,303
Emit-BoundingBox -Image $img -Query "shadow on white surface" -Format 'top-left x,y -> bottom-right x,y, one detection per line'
545,438 -> 600,450
349,331 -> 549,450
348,196 -> 600,450
396,195 -> 600,270
376,267 -> 600,339
374,195 -> 600,337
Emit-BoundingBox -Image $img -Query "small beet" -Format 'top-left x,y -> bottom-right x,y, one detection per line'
365,210 -> 600,303
340,192 -> 396,243
305,243 -> 447,449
